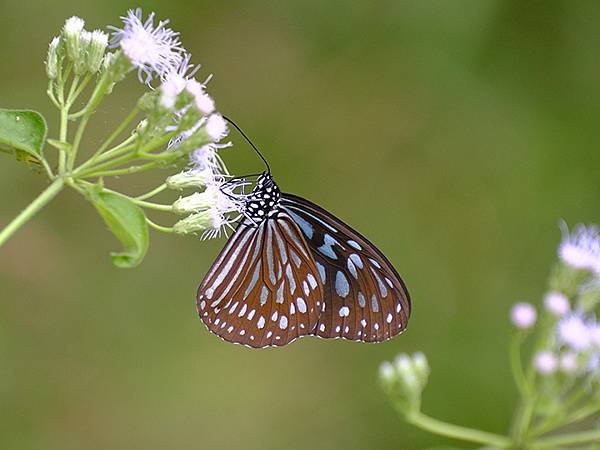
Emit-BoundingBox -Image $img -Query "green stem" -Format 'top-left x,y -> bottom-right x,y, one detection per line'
146,217 -> 174,233
135,183 -> 167,200
0,178 -> 64,248
405,411 -> 512,448
84,107 -> 140,166
510,332 -> 531,397
132,198 -> 173,212
68,114 -> 90,170
58,107 -> 69,175
69,71 -> 112,119
534,429 -> 600,448
81,162 -> 160,178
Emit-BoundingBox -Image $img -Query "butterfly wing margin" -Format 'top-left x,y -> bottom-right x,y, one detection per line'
281,193 -> 411,342
196,215 -> 324,348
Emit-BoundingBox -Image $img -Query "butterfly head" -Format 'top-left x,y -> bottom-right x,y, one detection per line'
242,172 -> 281,223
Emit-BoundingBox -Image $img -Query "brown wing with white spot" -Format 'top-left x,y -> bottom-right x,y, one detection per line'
281,193 -> 411,343
196,213 -> 324,348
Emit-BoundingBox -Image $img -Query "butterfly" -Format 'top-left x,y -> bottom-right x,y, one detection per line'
196,171 -> 411,348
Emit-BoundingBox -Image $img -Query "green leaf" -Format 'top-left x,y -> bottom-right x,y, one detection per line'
89,189 -> 149,268
0,109 -> 47,166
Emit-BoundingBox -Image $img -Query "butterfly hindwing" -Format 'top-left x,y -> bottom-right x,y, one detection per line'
281,193 -> 411,342
197,213 -> 323,348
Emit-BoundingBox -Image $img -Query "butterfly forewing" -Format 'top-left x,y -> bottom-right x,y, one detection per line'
281,193 -> 411,343
197,213 -> 323,348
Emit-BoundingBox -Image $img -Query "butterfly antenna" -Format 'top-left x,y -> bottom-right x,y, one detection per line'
222,115 -> 271,174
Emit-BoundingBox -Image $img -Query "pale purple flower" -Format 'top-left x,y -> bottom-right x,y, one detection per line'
511,302 -> 537,329
558,314 -> 592,351
160,54 -> 199,109
109,8 -> 185,84
558,222 -> 600,275
186,79 -> 215,115
205,114 -> 228,141
543,291 -> 570,317
535,351 -> 558,375
589,324 -> 600,347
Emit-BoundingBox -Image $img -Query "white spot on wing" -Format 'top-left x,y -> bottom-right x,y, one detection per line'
257,316 -> 265,329
335,271 -> 350,298
296,298 -> 307,313
279,315 -> 288,329
339,306 -> 350,317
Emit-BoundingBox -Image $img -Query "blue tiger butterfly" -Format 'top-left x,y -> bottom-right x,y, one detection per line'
196,121 -> 411,348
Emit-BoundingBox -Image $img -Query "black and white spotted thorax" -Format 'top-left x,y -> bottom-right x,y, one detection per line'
242,172 -> 281,223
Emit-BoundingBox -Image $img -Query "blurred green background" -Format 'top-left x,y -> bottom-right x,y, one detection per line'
1,1 -> 599,449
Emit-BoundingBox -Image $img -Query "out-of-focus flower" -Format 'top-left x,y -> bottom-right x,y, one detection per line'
511,302 -> 537,329
558,314 -> 592,351
379,352 -> 430,411
559,351 -> 579,374
109,8 -> 184,84
543,291 -> 570,317
535,351 -> 558,375
558,223 -> 600,276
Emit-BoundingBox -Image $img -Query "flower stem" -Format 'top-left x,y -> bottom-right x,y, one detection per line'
0,178 -> 64,248
135,183 -> 167,200
534,429 -> 600,447
146,217 -> 174,233
405,411 -> 511,448
510,332 -> 531,397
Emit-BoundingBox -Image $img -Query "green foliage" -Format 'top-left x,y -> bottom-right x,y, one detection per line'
88,189 -> 149,268
0,109 -> 47,168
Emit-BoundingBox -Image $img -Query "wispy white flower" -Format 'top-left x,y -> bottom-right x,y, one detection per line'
544,291 -> 570,317
535,351 -> 558,375
511,302 -> 537,329
109,8 -> 184,84
558,222 -> 600,275
558,314 -> 592,351
186,79 -> 215,115
205,113 -> 228,141
160,54 -> 198,109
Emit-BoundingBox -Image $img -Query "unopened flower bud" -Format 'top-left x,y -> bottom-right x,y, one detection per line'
63,16 -> 85,61
87,30 -> 108,73
166,169 -> 211,190
173,209 -> 222,235
378,361 -> 396,385
172,191 -> 218,214
74,30 -> 92,75
45,37 -> 62,80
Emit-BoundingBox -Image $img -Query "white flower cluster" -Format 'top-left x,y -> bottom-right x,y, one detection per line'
379,352 -> 430,409
511,223 -> 600,378
46,17 -> 109,78
109,9 -> 240,238
558,223 -> 600,276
